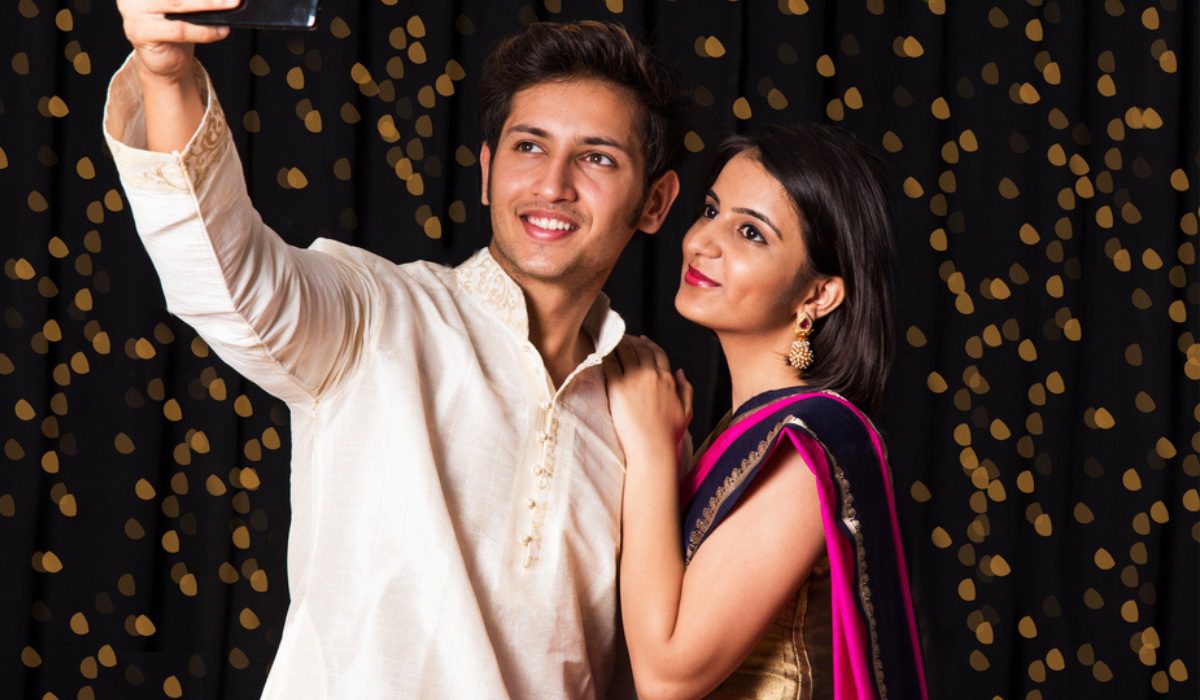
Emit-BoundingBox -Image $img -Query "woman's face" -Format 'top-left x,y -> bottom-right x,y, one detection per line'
675,153 -> 812,337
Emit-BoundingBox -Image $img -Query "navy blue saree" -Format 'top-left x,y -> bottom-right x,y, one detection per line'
679,389 -> 927,699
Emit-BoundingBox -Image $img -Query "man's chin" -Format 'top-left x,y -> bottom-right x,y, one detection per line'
492,243 -> 571,283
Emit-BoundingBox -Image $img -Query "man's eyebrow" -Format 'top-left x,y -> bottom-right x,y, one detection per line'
733,207 -> 784,241
507,124 -> 550,139
505,124 -> 634,155
581,136 -> 632,154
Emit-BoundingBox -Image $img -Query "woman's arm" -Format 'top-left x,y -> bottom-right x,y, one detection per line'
606,337 -> 826,700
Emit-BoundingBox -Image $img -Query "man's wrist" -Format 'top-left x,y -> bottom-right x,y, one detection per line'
134,54 -> 199,92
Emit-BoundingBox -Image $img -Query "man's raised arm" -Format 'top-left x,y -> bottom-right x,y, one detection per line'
117,0 -> 232,152
106,1 -> 376,406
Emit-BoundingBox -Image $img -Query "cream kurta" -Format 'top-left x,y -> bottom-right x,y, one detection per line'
104,55 -> 629,699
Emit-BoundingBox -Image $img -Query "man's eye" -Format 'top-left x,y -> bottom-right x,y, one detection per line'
739,224 -> 766,243
586,152 -> 615,166
516,142 -> 543,153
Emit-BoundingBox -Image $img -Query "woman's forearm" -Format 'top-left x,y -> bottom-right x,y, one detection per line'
619,437 -> 700,697
619,442 -> 826,699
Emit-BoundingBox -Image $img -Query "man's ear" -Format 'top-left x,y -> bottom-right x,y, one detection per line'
635,169 -> 681,235
479,143 -> 492,206
798,275 -> 846,320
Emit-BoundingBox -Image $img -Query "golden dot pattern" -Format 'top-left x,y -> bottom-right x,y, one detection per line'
0,0 -> 1195,697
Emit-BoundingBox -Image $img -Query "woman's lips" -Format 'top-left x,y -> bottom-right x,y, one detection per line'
684,265 -> 720,288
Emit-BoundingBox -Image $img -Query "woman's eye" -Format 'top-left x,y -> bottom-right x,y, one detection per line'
700,203 -> 718,219
738,224 -> 766,243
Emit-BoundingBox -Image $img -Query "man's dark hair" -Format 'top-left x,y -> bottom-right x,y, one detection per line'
479,20 -> 690,182
704,125 -> 898,413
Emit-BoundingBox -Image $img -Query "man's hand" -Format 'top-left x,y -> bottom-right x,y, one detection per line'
119,0 -> 235,84
116,0 -> 235,152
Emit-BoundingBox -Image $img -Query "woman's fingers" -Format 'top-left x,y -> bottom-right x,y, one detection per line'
641,336 -> 672,374
626,336 -> 653,369
615,338 -> 640,373
625,335 -> 666,374
602,354 -> 621,383
675,369 -> 694,419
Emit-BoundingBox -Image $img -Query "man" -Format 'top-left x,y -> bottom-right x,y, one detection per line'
107,2 -> 689,697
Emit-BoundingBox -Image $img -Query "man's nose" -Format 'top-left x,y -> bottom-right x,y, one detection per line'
535,154 -> 577,201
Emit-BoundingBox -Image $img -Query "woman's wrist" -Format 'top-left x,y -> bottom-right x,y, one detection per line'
623,436 -> 680,473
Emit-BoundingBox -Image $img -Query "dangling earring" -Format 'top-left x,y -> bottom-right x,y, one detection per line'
787,311 -> 814,371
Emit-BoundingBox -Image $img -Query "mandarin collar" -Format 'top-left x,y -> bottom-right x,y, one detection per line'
454,248 -> 626,358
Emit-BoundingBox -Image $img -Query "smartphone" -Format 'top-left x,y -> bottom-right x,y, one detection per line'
165,0 -> 320,31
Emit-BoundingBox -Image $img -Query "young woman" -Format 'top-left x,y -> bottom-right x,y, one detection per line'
605,125 -> 927,699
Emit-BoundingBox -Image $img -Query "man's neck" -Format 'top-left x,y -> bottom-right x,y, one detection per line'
524,280 -> 600,387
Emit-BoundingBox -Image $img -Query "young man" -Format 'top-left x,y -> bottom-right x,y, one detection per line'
106,3 -> 689,698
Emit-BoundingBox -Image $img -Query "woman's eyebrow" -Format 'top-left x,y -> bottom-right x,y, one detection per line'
732,206 -> 783,241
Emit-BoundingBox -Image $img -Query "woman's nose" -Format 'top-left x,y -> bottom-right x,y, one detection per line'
684,220 -> 721,257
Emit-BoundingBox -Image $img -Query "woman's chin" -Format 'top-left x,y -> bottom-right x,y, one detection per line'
673,290 -> 711,328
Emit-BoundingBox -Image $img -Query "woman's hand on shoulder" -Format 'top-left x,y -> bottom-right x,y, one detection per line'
603,335 -> 692,458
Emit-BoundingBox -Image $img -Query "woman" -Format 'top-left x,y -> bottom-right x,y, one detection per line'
605,124 -> 927,699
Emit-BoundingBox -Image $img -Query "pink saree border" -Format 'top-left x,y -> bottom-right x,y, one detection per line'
680,391 -> 928,700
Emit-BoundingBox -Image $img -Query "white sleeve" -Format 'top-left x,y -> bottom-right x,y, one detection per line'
103,53 -> 375,405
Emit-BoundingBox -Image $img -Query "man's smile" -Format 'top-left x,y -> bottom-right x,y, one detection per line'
520,209 -> 581,241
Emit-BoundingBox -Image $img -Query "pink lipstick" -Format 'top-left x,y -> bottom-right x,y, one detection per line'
684,265 -> 720,288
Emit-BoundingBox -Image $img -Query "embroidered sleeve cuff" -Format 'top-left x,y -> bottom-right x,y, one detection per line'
102,52 -> 232,195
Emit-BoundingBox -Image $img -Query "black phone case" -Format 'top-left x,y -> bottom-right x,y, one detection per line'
165,0 -> 320,30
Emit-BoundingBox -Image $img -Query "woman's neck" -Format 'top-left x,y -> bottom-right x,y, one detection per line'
717,330 -> 807,411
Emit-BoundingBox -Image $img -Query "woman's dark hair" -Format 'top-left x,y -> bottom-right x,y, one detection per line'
479,20 -> 690,183
705,124 -> 897,413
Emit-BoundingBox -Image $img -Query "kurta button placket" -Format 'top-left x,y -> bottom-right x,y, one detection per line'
523,390 -> 562,565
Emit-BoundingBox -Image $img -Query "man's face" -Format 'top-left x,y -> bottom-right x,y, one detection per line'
480,78 -> 674,292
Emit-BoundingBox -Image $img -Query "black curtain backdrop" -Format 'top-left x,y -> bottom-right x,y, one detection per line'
1,1 -> 1196,698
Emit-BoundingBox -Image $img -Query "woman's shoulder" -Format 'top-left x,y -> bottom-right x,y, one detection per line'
737,390 -> 886,466
732,387 -> 868,431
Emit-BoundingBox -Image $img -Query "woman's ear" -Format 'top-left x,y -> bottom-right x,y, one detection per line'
798,275 -> 845,320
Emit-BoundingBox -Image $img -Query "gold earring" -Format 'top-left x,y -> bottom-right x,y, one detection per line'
787,311 -> 814,371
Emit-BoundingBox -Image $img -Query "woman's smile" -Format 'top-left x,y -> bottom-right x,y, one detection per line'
683,265 -> 721,288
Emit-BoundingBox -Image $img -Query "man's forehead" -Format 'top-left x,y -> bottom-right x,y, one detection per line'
503,78 -> 644,149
